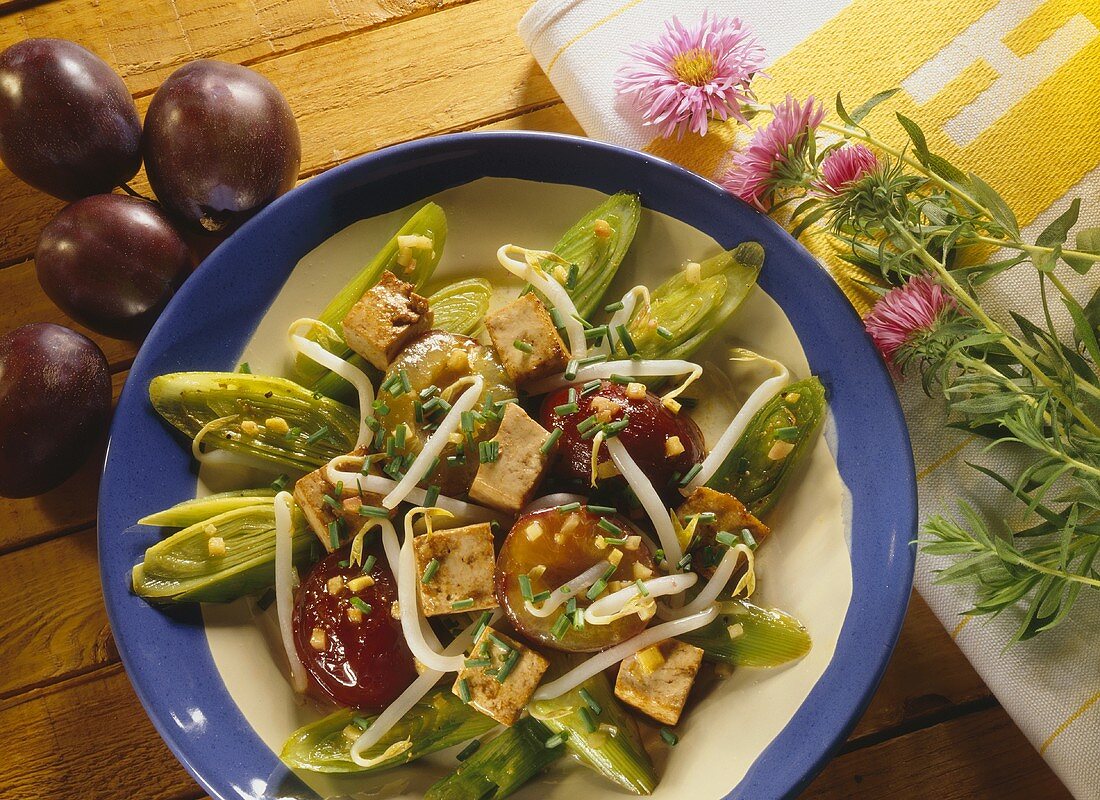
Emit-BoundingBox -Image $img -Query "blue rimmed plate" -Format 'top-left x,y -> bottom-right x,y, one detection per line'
99,131 -> 915,800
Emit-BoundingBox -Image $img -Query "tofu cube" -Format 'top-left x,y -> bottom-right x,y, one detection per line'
453,627 -> 549,725
412,522 -> 499,616
293,465 -> 386,551
341,270 -> 432,370
615,639 -> 704,726
484,293 -> 570,385
468,404 -> 554,513
677,487 -> 770,578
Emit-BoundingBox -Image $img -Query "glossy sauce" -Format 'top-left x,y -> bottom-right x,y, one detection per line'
292,544 -> 416,710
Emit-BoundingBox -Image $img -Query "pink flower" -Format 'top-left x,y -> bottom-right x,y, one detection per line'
865,275 -> 957,365
720,94 -> 824,209
615,13 -> 766,140
813,144 -> 880,195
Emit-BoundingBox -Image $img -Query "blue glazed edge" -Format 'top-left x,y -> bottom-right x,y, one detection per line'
98,130 -> 916,800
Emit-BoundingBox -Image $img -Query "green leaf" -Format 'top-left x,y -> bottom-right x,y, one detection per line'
924,152 -> 969,186
1064,226 -> 1100,274
950,392 -> 1025,415
1062,291 -> 1100,371
1033,198 -> 1081,272
968,172 -> 1019,236
834,93 -> 855,127
790,203 -> 831,239
896,113 -> 930,160
850,88 -> 900,124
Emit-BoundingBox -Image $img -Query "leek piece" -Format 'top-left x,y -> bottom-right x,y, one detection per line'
428,277 -> 493,336
679,600 -> 812,667
280,689 -> 496,773
619,242 -> 763,361
529,672 -> 656,795
138,489 -> 277,527
132,504 -> 314,603
705,377 -> 826,516
149,372 -> 358,473
425,717 -> 563,800
540,192 -> 641,318
311,278 -> 492,402
295,203 -> 448,387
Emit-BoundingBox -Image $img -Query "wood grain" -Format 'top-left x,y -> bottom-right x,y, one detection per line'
0,0 -> 556,267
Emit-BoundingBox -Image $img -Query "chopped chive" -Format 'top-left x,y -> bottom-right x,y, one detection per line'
554,401 -> 579,415
424,484 -> 441,507
603,416 -> 630,437
353,715 -> 372,731
565,262 -> 579,289
660,728 -> 679,746
576,414 -> 600,434
550,613 -> 571,640
577,354 -> 608,367
741,528 -> 758,549
256,588 -> 277,611
513,339 -> 534,354
604,300 -> 624,313
518,574 -> 534,602
284,426 -> 302,440
584,325 -> 609,341
615,324 -> 637,355
581,379 -> 602,396
545,732 -> 568,749
601,536 -> 628,545
306,425 -> 330,445
437,397 -> 452,413
577,706 -> 598,733
541,428 -> 563,453
608,373 -> 631,385
677,552 -> 693,570
322,494 -> 341,511
487,633 -> 513,652
270,474 -> 289,491
372,426 -> 386,449
350,597 -> 372,615
399,368 -> 412,394
372,399 -> 390,416
237,362 -> 251,374
587,504 -> 615,514
464,657 -> 491,668
557,501 -> 582,513
695,511 -> 718,524
567,387 -> 578,404
457,679 -> 472,706
419,385 -> 440,400
394,424 -> 407,449
550,307 -> 566,330
679,463 -> 702,486
421,558 -> 441,584
775,425 -> 800,442
478,440 -> 499,463
472,611 -> 492,641
328,521 -> 341,550
460,410 -> 475,434
579,688 -> 602,715
358,505 -> 390,518
573,608 -> 585,629
496,649 -> 520,683
362,554 -> 376,574
564,359 -> 579,380
531,590 -> 552,603
451,597 -> 475,610
654,548 -> 665,563
585,579 -> 608,601
580,423 -> 602,440
715,530 -> 738,547
597,517 -> 624,535
635,578 -> 650,596
413,401 -> 425,424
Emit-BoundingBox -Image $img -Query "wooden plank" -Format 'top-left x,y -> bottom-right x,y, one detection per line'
0,0 -> 556,266
0,528 -> 113,699
0,665 -> 199,800
850,592 -> 989,739
0,371 -> 126,554
804,705 -> 1071,799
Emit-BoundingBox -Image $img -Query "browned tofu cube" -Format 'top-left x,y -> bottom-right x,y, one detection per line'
293,464 -> 386,551
468,404 -> 554,513
615,639 -> 704,726
484,293 -> 570,385
452,627 -> 549,725
677,486 -> 770,578
341,270 -> 432,370
412,522 -> 498,616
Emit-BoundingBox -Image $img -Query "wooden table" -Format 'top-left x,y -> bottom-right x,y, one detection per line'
0,1 -> 1076,798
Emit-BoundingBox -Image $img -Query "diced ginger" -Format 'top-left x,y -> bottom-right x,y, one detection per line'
664,436 -> 685,458
240,420 -> 260,436
310,628 -> 327,651
265,416 -> 290,435
608,548 -> 624,566
347,606 -> 364,624
346,575 -> 375,592
684,261 -> 702,284
590,395 -> 622,423
326,576 -> 345,595
633,562 -> 653,580
525,520 -> 545,541
635,645 -> 666,674
207,537 -> 226,557
341,270 -> 432,370
768,440 -> 795,460
593,218 -> 613,239
625,382 -> 647,400
447,347 -> 469,372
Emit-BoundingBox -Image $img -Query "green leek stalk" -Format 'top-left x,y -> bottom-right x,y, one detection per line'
424,717 -> 563,800
295,203 -> 448,387
529,672 -> 656,795
312,278 -> 492,403
149,372 -> 358,473
543,192 -> 641,318
679,600 -> 812,667
132,503 -> 314,602
704,377 -> 827,516
280,689 -> 496,773
618,242 -> 763,361
138,489 -> 278,527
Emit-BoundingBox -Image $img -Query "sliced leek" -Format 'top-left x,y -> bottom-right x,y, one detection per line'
428,277 -> 493,336
679,600 -> 812,667
138,489 -> 277,527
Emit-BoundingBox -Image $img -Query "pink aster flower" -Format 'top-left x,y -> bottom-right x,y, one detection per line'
813,144 -> 880,195
720,94 -> 824,209
615,13 -> 766,140
865,275 -> 957,366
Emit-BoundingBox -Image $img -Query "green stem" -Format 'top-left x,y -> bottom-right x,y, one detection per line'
891,222 -> 1100,437
972,235 -> 1100,266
